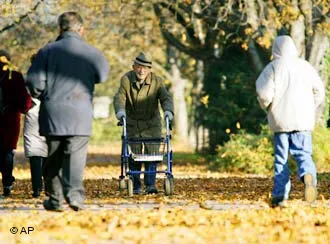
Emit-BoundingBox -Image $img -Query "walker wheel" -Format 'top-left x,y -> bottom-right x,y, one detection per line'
164,177 -> 174,196
119,179 -> 126,191
127,178 -> 133,197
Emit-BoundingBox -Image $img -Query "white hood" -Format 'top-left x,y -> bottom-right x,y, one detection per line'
256,36 -> 325,132
272,35 -> 299,59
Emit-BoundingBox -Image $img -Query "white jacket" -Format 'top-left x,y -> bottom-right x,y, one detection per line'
256,35 -> 325,132
23,98 -> 48,157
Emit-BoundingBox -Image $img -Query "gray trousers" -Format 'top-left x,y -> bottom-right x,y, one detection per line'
44,136 -> 89,208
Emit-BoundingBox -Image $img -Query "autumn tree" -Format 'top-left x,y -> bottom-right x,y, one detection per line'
153,0 -> 330,151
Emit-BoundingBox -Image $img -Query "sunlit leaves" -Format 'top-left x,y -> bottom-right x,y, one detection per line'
200,94 -> 209,107
0,168 -> 329,242
0,55 -> 9,64
0,3 -> 16,17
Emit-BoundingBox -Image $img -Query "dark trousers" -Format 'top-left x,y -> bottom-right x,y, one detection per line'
129,142 -> 158,190
0,147 -> 15,187
130,161 -> 157,190
29,156 -> 45,192
44,136 -> 89,208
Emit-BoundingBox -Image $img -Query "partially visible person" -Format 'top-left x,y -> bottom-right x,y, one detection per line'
23,97 -> 47,198
255,35 -> 325,207
23,53 -> 48,198
114,52 -> 174,194
23,54 -> 48,197
0,49 -> 32,197
26,11 -> 109,211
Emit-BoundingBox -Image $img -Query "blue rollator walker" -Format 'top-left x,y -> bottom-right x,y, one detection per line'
118,115 -> 174,196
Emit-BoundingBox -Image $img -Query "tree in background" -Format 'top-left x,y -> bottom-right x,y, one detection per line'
1,0 -> 329,151
153,0 -> 330,152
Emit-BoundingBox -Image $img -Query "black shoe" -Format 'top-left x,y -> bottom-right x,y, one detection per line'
69,200 -> 85,211
32,190 -> 41,198
145,186 -> 158,194
3,185 -> 13,197
271,196 -> 288,208
43,199 -> 63,212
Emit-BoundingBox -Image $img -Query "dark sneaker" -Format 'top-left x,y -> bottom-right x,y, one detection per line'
69,200 -> 85,211
3,185 -> 13,197
146,186 -> 158,194
43,199 -> 63,212
304,173 -> 317,203
32,189 -> 41,198
271,200 -> 288,208
133,188 -> 141,195
271,196 -> 288,208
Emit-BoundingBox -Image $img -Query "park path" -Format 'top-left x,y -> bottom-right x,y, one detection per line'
1,144 -> 329,211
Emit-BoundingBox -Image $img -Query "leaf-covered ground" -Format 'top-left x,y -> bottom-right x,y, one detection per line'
0,145 -> 329,243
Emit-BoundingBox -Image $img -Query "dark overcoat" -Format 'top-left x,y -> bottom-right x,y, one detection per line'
0,70 -> 32,150
114,71 -> 173,138
26,31 -> 109,136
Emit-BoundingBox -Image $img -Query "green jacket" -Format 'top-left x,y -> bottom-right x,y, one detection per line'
114,71 -> 173,137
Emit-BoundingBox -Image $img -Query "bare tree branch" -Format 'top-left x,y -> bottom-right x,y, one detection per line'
0,1 -> 42,34
156,1 -> 202,47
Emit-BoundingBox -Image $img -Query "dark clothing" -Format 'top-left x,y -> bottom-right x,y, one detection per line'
0,147 -> 15,187
0,69 -> 32,190
26,31 -> 109,136
30,156 -> 45,194
0,70 -> 32,150
114,71 -> 173,138
43,136 -> 89,207
130,161 -> 157,189
114,71 -> 173,190
26,31 -> 109,208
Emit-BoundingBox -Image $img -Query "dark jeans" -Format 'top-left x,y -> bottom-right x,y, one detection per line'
0,148 -> 15,187
44,136 -> 89,208
129,161 -> 157,190
129,142 -> 159,190
29,156 -> 45,192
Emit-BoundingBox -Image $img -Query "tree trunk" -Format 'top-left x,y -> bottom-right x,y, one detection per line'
167,45 -> 189,142
308,32 -> 329,71
191,60 -> 206,152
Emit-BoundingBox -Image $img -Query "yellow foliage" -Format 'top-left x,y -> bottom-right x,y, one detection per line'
200,95 -> 209,106
219,29 -> 226,36
257,32 -> 272,49
181,33 -> 187,42
241,43 -> 248,51
244,27 -> 253,35
0,56 -> 9,64
164,79 -> 171,85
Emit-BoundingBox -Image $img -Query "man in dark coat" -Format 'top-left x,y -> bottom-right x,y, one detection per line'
0,50 -> 32,197
26,11 -> 109,211
114,52 -> 174,194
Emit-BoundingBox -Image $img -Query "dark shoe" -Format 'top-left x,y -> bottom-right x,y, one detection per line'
145,186 -> 158,194
69,200 -> 85,211
304,173 -> 317,203
3,185 -> 13,197
271,200 -> 288,208
32,190 -> 41,198
133,188 -> 141,195
43,199 -> 63,212
271,196 -> 288,208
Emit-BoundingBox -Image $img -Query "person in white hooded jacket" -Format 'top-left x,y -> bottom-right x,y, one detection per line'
23,53 -> 48,198
23,97 -> 48,198
256,35 -> 325,207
